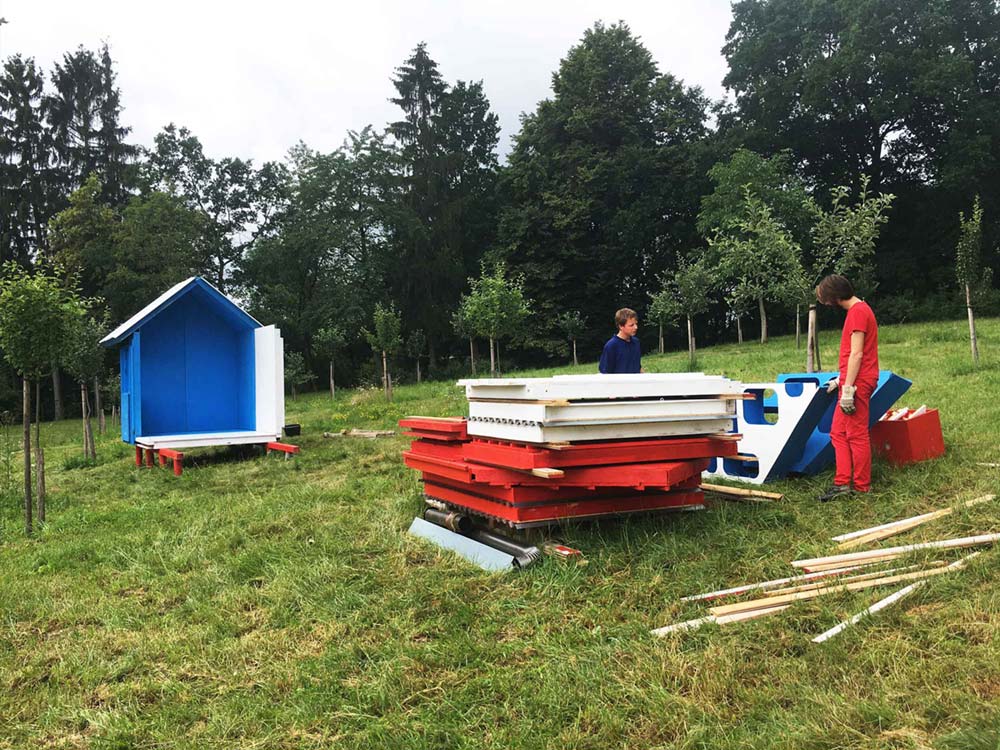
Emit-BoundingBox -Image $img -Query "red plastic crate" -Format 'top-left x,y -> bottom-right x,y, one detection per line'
871,408 -> 945,466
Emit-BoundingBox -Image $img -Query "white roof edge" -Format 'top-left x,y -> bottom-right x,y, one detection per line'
100,277 -> 261,346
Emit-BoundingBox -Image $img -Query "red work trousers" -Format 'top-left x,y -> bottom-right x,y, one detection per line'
830,382 -> 875,492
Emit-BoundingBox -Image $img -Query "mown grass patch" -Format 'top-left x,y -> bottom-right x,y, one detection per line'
1,317 -> 999,748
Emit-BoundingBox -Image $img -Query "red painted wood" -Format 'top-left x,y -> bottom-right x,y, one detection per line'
423,481 -> 704,524
461,435 -> 738,470
266,442 -> 300,455
398,417 -> 468,441
422,472 -> 700,506
144,448 -> 154,468
403,450 -> 706,490
135,445 -> 142,467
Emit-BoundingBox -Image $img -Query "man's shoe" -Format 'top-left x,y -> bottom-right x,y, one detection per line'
818,485 -> 852,502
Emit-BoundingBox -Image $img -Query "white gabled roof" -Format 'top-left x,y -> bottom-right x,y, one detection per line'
100,276 -> 261,347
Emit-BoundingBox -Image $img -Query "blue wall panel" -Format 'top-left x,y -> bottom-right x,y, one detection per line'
136,286 -> 256,436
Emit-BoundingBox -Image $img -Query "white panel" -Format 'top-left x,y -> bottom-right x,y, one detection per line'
703,382 -> 821,485
467,398 -> 735,424
458,373 -> 744,401
254,325 -> 283,438
465,417 -> 733,444
274,328 -> 285,434
136,431 -> 279,449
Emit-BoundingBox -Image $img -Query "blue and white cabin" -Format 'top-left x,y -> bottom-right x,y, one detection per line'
100,277 -> 285,450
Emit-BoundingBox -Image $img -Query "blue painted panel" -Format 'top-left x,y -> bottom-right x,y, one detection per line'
120,344 -> 131,443
136,286 -> 257,436
130,333 -> 142,441
236,330 -> 255,430
776,371 -> 912,475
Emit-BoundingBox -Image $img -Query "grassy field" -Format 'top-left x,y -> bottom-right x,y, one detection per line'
2,318 -> 1000,749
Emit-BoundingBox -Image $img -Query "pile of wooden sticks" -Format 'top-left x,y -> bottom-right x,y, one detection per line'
653,494 -> 996,643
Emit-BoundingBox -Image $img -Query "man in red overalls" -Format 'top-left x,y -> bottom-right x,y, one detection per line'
816,274 -> 879,501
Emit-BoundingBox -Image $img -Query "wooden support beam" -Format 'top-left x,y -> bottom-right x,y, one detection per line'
680,565 -> 866,602
529,467 -> 565,479
811,553 -> 981,643
710,562 -> 969,618
792,532 -> 1000,570
833,494 -> 995,549
700,483 -> 783,501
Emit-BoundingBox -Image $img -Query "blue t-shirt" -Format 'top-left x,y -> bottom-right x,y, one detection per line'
599,335 -> 641,374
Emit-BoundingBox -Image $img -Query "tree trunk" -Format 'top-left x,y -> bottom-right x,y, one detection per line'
658,323 -> 664,354
572,339 -> 578,367
382,349 -> 390,400
22,377 -> 32,536
329,359 -> 335,400
806,304 -> 817,373
966,283 -> 980,365
52,367 -> 63,421
469,338 -> 476,375
95,376 -> 105,434
758,296 -> 768,344
736,316 -> 743,344
812,307 -> 822,371
489,337 -> 496,376
35,380 -> 44,523
416,358 -> 422,384
82,381 -> 96,460
387,369 -> 393,402
795,304 -> 801,349
687,315 -> 696,367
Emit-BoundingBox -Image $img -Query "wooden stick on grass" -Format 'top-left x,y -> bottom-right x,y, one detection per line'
832,495 -> 995,549
811,553 -> 981,644
792,532 -> 1000,570
700,483 -> 783,501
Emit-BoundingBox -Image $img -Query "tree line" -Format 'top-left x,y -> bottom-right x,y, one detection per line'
2,4 -> 999,418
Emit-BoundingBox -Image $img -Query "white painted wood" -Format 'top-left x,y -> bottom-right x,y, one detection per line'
651,615 -> 716,636
464,417 -> 733,443
811,583 -> 924,644
792,534 -> 1000,569
680,565 -> 866,602
136,431 -> 280,449
458,373 -> 744,401
831,494 -> 995,542
811,552 -> 980,643
467,397 -> 735,424
254,325 -> 283,435
703,381 -> 823,485
275,327 -> 285,432
101,276 -> 262,345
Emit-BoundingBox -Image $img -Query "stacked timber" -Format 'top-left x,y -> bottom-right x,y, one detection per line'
400,374 -> 745,527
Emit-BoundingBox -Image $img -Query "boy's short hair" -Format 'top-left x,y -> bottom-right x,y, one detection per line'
816,275 -> 855,305
614,308 -> 637,328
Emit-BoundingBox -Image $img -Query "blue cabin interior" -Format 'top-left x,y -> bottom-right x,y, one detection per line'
117,282 -> 257,441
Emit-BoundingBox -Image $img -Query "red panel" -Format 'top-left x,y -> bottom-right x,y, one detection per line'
461,435 -> 737,470
871,409 -> 945,466
423,481 -> 705,524
266,442 -> 301,455
398,417 -> 468,441
407,439 -> 466,461
405,450 -> 707,490
422,473 -> 700,506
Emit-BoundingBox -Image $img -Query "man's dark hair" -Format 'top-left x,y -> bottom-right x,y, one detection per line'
614,308 -> 637,328
816,275 -> 855,305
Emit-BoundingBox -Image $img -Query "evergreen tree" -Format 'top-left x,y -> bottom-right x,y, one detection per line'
0,55 -> 52,264
498,22 -> 711,354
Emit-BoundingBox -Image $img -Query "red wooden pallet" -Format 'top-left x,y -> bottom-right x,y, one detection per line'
398,416 -> 468,442
404,450 -> 707,490
422,472 -> 700,505
460,435 -> 737,470
423,480 -> 704,525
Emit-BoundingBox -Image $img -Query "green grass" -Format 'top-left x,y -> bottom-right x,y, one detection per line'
2,318 -> 1000,749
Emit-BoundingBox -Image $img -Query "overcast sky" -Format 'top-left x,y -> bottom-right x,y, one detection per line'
0,0 -> 735,165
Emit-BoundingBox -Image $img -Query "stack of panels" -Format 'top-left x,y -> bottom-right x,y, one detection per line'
458,374 -> 743,444
400,413 -> 739,528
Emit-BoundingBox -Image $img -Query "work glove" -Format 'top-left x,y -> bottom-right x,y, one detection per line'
825,378 -> 839,394
839,384 -> 857,415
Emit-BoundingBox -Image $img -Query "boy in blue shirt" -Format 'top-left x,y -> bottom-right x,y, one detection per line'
599,308 -> 642,374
